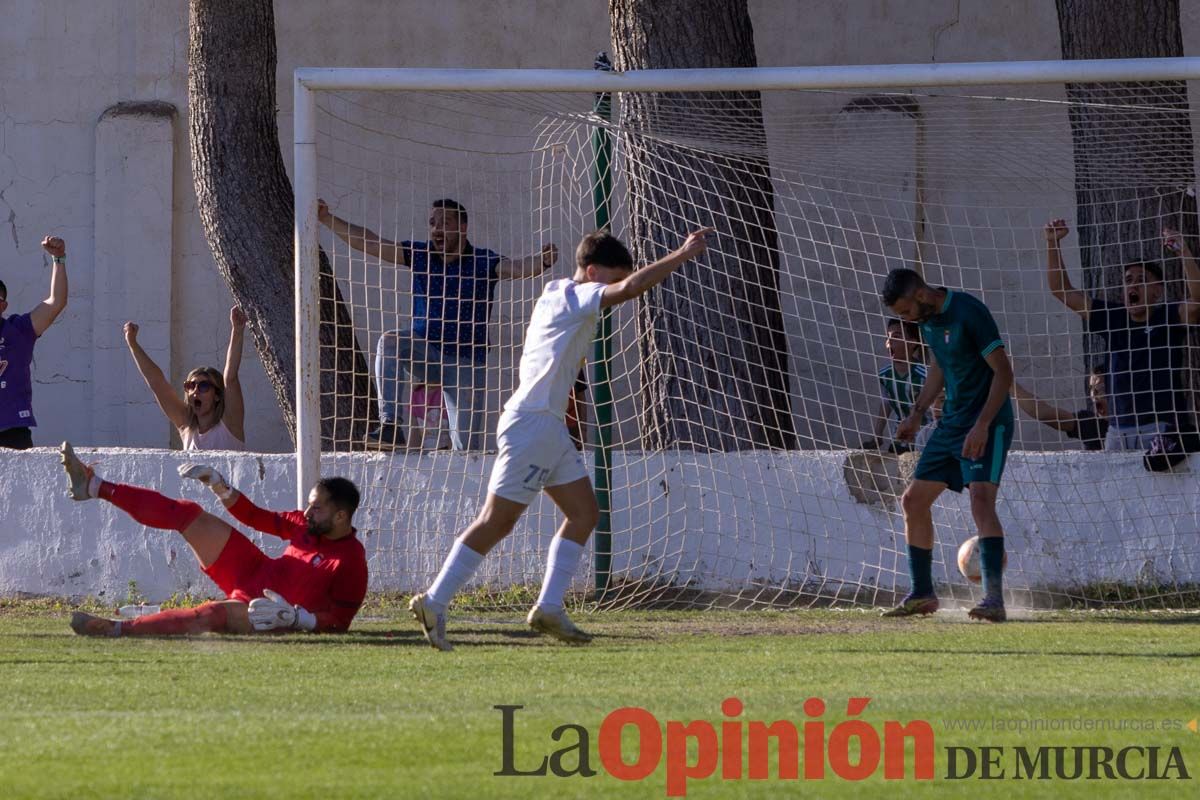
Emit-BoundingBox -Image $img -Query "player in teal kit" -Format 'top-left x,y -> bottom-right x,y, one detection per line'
879,268 -> 1014,622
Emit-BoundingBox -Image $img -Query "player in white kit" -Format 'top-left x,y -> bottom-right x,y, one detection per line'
409,226 -> 711,650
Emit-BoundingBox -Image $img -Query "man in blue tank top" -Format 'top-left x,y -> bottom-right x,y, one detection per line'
320,198 -> 557,450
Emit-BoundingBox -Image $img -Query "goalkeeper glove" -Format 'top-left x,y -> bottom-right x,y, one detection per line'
177,463 -> 234,500
248,589 -> 317,632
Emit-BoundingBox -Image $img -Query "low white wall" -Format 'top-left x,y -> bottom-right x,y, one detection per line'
1,447 -> 1197,603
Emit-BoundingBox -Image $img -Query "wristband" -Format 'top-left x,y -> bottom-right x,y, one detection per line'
51,255 -> 66,265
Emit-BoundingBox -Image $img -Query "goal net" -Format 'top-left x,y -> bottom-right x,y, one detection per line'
298,61 -> 1200,610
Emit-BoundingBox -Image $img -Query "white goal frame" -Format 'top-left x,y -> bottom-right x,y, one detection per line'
292,56 -> 1200,505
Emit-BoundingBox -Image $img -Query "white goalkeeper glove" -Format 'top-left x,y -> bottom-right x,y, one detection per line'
177,463 -> 234,500
248,589 -> 317,632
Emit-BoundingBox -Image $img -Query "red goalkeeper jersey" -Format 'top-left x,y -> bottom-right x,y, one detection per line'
225,494 -> 368,632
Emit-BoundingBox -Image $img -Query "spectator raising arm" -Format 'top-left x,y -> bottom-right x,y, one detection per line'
1045,218 -> 1091,321
29,236 -> 68,336
124,322 -> 191,430
318,198 -> 408,266
222,306 -> 247,443
1164,225 -> 1200,324
496,244 -> 559,278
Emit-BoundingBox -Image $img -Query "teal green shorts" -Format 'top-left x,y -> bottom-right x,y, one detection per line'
913,420 -> 1013,493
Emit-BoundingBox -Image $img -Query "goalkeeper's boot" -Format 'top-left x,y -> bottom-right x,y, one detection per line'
70,611 -> 120,637
409,593 -> 452,652
60,442 -> 95,501
527,606 -> 593,644
967,596 -> 1007,623
881,593 -> 939,618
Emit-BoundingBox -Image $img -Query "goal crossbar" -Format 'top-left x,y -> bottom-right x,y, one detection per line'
291,57 -> 1200,522
295,57 -> 1200,94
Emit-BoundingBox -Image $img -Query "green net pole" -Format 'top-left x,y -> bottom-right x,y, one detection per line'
591,52 -> 615,602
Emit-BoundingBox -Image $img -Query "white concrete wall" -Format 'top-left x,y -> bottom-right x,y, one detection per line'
6,0 -> 1197,454
2,446 -> 1196,603
92,102 -> 177,447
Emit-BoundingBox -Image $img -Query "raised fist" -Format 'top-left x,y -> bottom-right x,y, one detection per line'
41,236 -> 66,259
231,306 -> 247,329
1044,219 -> 1069,244
123,321 -> 139,345
1162,226 -> 1185,254
677,227 -> 714,261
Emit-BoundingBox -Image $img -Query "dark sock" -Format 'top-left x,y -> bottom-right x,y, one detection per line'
979,536 -> 1005,602
99,482 -> 204,532
908,545 -> 934,597
122,603 -> 229,636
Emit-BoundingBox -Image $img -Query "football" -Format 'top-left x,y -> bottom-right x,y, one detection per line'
956,536 -> 1007,583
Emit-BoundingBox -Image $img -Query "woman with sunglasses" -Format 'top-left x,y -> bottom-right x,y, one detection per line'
124,306 -> 246,450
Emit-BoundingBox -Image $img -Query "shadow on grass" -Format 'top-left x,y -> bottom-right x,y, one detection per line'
8,627 -> 618,649
250,628 -> 622,649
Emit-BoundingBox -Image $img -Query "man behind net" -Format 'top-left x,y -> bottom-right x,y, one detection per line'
408,226 -> 711,651
319,197 -> 558,451
880,268 -> 1014,623
1045,219 -> 1200,450
61,444 -> 367,637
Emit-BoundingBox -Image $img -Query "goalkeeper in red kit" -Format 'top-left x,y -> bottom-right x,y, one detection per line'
60,442 -> 368,637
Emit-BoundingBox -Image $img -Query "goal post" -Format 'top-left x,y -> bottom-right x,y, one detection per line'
293,57 -> 1200,609
293,73 -> 320,508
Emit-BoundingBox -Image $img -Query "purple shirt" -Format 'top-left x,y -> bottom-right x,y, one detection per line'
0,313 -> 38,429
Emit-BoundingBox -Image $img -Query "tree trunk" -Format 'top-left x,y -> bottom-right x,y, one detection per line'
609,0 -> 796,451
1056,0 -> 1196,300
188,0 -> 373,448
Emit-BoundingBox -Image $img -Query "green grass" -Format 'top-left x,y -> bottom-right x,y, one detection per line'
1,603 -> 1198,798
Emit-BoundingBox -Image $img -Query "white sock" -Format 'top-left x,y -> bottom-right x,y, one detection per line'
88,475 -> 102,499
426,540 -> 484,613
535,537 -> 585,612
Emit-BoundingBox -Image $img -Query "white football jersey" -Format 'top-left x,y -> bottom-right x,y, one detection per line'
504,279 -> 606,418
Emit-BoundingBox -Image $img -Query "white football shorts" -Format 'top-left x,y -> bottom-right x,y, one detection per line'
487,411 -> 589,505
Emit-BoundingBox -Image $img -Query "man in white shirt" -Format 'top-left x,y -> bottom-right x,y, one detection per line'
409,226 -> 711,651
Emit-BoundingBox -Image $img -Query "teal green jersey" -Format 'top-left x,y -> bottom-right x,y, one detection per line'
919,290 -> 1012,431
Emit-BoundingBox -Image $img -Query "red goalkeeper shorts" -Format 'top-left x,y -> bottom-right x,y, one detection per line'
202,529 -> 270,603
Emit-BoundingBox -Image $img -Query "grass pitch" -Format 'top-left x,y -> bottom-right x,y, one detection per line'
1,600 -> 1197,799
